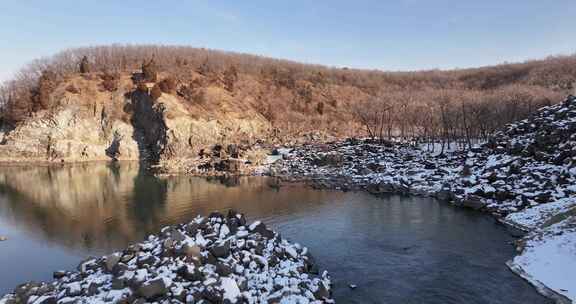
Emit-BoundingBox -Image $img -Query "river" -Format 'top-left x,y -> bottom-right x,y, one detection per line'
0,162 -> 549,303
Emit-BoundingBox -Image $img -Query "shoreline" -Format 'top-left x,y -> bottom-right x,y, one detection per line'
264,138 -> 576,303
0,153 -> 572,303
0,158 -> 140,166
0,135 -> 574,303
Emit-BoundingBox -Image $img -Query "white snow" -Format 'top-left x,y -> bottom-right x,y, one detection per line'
505,197 -> 576,230
266,155 -> 283,164
249,221 -> 261,231
219,224 -> 231,239
509,219 -> 576,302
221,277 -> 241,302
66,282 -> 81,294
285,247 -> 298,259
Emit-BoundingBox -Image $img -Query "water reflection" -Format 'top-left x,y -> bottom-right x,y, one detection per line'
0,163 -> 550,303
0,162 -> 327,254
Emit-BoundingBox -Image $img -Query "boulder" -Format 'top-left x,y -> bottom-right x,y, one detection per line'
215,263 -> 232,276
312,153 -> 343,167
105,254 -> 121,272
226,144 -> 239,158
53,271 -> 67,279
249,222 -> 274,239
177,265 -> 203,281
32,296 -> 57,304
313,281 -> 331,300
210,241 -> 231,258
185,244 -> 202,260
461,195 -> 486,210
137,278 -> 167,300
65,282 -> 82,297
170,229 -> 186,242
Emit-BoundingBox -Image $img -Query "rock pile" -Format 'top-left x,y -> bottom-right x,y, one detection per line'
487,95 -> 576,164
0,212 -> 332,304
271,96 -> 576,300
273,95 -> 576,218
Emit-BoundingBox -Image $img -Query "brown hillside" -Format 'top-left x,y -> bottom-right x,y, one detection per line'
0,45 -> 574,163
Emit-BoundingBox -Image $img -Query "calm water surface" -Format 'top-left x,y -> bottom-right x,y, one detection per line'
0,162 -> 549,303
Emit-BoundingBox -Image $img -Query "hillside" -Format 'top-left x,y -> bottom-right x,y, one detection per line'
0,45 -> 574,166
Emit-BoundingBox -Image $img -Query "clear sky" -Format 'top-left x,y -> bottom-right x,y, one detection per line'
0,0 -> 575,81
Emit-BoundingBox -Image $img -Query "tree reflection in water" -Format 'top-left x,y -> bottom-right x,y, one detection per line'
0,162 -> 329,254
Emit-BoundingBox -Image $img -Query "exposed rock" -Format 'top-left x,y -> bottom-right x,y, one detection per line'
435,190 -> 454,201
185,244 -> 202,260
137,278 -> 167,299
0,213 -> 332,304
249,221 -> 275,239
312,152 -> 344,167
461,195 -> 486,210
210,241 -> 231,258
105,253 -> 121,272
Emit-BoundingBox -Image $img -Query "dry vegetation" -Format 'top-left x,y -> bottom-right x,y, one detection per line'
0,45 -> 574,146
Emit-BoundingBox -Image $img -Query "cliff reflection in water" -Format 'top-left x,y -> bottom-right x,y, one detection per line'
0,162 -> 331,255
0,163 -> 552,304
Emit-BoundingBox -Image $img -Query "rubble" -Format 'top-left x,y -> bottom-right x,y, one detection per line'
0,212 -> 333,304
272,95 -> 576,302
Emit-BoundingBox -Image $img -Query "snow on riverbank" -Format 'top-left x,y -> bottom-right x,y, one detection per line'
505,197 -> 576,230
508,217 -> 576,303
273,140 -> 576,302
272,96 -> 576,302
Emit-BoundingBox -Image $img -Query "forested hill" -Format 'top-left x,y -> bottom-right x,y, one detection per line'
0,45 -> 575,141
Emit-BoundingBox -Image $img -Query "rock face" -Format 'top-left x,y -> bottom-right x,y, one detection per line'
0,212 -> 333,304
0,74 -> 270,166
0,106 -> 140,162
130,89 -> 169,163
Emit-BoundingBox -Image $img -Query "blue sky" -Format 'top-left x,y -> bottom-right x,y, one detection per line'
0,0 -> 575,81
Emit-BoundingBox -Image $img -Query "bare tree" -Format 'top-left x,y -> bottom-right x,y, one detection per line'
354,94 -> 392,141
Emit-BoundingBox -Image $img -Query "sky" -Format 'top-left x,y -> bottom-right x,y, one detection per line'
0,0 -> 575,82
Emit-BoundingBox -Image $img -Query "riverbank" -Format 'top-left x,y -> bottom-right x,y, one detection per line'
1,93 -> 575,303
265,100 -> 575,303
268,139 -> 574,302
0,211 -> 333,304
260,94 -> 576,304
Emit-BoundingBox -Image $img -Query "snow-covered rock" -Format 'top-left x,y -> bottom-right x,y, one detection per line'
0,211 -> 333,304
273,95 -> 576,302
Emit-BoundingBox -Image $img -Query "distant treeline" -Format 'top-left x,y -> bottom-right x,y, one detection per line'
0,45 -> 574,145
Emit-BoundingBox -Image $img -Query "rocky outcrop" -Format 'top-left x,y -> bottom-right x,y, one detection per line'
0,212 -> 333,304
0,74 -> 271,165
0,106 -> 140,162
129,89 -> 169,163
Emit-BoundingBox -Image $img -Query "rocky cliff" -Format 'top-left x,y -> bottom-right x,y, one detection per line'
0,73 -> 270,166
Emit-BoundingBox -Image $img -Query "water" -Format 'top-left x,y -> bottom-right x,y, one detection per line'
0,162 -> 549,303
